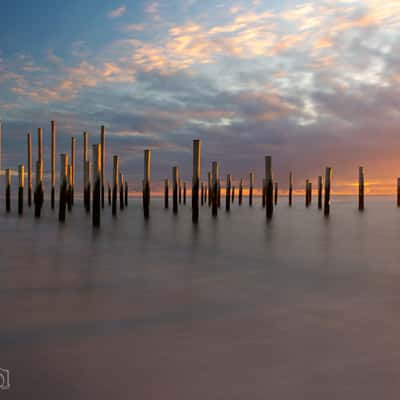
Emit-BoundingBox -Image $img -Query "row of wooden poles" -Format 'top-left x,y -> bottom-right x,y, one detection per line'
4,121 -> 389,227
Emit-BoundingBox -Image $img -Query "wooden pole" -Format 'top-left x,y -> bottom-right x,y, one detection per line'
85,160 -> 91,213
70,137 -> 76,206
208,172 -> 212,207
262,179 -> 266,208
173,166 -> 179,214
249,172 -> 254,206
201,181 -> 204,206
112,155 -> 119,216
100,126 -> 105,208
27,133 -> 32,207
308,182 -> 312,205
232,185 -> 235,203
164,179 -> 169,209
265,156 -> 273,219
18,165 -> 24,215
108,183 -> 111,206
120,173 -> 125,210
192,139 -> 201,222
59,154 -> 68,222
83,131 -> 89,210
226,174 -> 232,212
92,144 -> 101,227
238,178 -> 243,205
305,179 -> 309,207
324,167 -> 332,217
51,120 -> 56,209
212,162 -> 219,217
67,164 -> 73,212
274,181 -> 278,205
125,181 -> 128,207
183,181 -> 187,205
397,178 -> 400,207
217,180 -> 221,208
34,128 -> 44,218
143,149 -> 151,219
318,176 -> 323,209
358,166 -> 364,211
5,168 -> 11,213
289,171 -> 293,206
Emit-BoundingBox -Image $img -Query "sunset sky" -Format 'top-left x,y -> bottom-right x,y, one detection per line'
1,0 -> 400,194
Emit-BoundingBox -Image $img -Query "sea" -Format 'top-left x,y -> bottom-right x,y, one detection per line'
2,196 -> 400,399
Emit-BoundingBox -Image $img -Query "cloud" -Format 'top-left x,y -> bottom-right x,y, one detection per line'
108,6 -> 127,18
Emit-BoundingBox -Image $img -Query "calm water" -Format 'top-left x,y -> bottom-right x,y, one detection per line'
2,196 -> 400,399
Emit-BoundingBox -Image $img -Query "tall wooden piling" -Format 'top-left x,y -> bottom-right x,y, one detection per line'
212,161 -> 219,217
289,172 -> 293,206
192,139 -> 201,223
108,183 -> 111,206
100,126 -> 105,208
238,178 -> 243,205
324,167 -> 332,217
173,166 -> 179,214
59,154 -> 68,222
308,182 -> 312,205
5,168 -> 11,213
34,128 -> 44,218
125,181 -> 128,207
27,133 -> 32,207
112,155 -> 119,216
18,165 -> 24,215
51,120 -> 56,209
70,137 -> 76,206
208,172 -> 212,207
143,149 -> 151,219
67,164 -> 73,212
92,144 -> 101,227
318,176 -> 323,209
179,180 -> 182,204
120,173 -> 125,210
83,131 -> 89,210
265,156 -> 273,219
398,178 -> 400,207
201,181 -> 204,206
226,174 -> 232,212
305,179 -> 310,207
232,186 -> 235,203
164,179 -> 169,209
85,160 -> 91,213
249,172 -> 254,206
358,166 -> 364,211
183,182 -> 187,205
274,182 -> 278,205
217,181 -> 221,208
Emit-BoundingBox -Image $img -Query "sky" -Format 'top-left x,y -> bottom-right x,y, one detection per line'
1,0 -> 400,194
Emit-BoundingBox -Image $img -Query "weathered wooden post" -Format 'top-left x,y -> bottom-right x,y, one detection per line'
59,154 -> 68,222
324,167 -> 332,217
397,178 -> 400,207
85,160 -> 91,213
212,161 -> 219,217
124,181 -> 128,207
92,144 -> 101,227
274,181 -> 278,205
120,173 -> 125,210
226,174 -> 232,212
265,156 -> 273,219
5,168 -> 11,213
201,181 -> 204,206
164,179 -> 169,209
112,155 -> 119,216
67,164 -> 73,212
27,133 -> 32,207
232,185 -> 235,203
70,137 -> 76,206
217,180 -> 221,208
249,172 -> 254,206
34,128 -> 44,218
179,179 -> 182,204
192,139 -> 201,222
208,172 -> 212,207
83,131 -> 89,210
51,120 -> 56,209
308,182 -> 312,205
108,183 -> 111,206
305,179 -> 309,207
289,172 -> 293,206
238,178 -> 243,205
262,179 -> 266,208
173,166 -> 179,214
18,165 -> 24,215
318,176 -> 323,209
183,181 -> 187,205
143,149 -> 151,219
100,126 -> 105,208
358,166 -> 364,211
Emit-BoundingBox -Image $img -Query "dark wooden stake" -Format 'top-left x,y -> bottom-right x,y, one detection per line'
274,181 -> 278,205
359,166 -> 364,211
173,166 -> 179,214
18,165 -> 24,215
262,179 -> 266,208
51,120 -> 56,209
5,168 -> 11,213
324,167 -> 332,217
318,175 -> 323,209
226,174 -> 232,212
164,179 -> 169,209
212,161 -> 219,217
238,178 -> 243,206
119,173 -> 124,211
34,128 -> 44,218
27,133 -> 32,207
100,126 -> 105,208
143,149 -> 151,219
249,172 -> 254,206
265,156 -> 273,219
92,144 -> 101,227
112,156 -> 119,216
289,172 -> 293,207
58,154 -> 68,222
